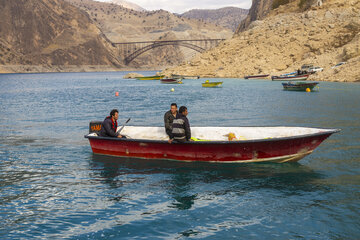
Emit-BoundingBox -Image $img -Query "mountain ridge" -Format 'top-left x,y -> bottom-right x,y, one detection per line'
108,0 -> 145,11
180,7 -> 249,31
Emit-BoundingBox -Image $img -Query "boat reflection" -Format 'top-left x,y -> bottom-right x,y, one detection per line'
89,154 -> 324,210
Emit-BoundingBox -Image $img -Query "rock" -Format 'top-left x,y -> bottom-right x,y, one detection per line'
248,20 -> 264,29
325,11 -> 333,19
312,0 -> 323,7
305,11 -> 317,19
343,45 -> 360,61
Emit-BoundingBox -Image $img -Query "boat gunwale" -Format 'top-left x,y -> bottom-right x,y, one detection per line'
84,127 -> 340,144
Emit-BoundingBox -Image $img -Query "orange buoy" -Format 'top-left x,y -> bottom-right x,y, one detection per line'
306,88 -> 311,92
115,91 -> 119,96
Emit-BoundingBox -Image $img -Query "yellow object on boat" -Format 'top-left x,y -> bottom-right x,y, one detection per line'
225,132 -> 247,141
191,137 -> 210,141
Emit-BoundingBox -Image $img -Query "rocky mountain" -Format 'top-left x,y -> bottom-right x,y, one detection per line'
163,0 -> 360,82
0,0 -> 123,73
180,7 -> 249,32
64,0 -> 233,68
108,0 -> 145,11
235,0 -> 273,33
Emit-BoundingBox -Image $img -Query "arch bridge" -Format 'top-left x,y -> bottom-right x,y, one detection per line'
113,39 -> 225,65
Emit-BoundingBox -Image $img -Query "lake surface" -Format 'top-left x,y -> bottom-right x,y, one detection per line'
0,71 -> 359,239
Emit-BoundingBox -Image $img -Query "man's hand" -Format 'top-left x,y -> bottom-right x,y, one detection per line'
168,139 -> 173,144
117,134 -> 123,138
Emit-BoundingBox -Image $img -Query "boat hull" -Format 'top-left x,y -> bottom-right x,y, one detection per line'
160,78 -> 183,84
282,82 -> 319,91
85,130 -> 337,163
244,75 -> 269,79
202,82 -> 223,88
272,74 -> 309,81
136,75 -> 164,80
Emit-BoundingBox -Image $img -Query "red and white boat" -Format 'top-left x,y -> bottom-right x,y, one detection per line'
85,124 -> 339,163
271,74 -> 309,81
160,78 -> 183,84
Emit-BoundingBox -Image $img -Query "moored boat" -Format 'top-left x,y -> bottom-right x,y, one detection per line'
136,75 -> 165,80
202,80 -> 223,88
244,74 -> 269,79
272,74 -> 309,81
85,124 -> 339,163
171,74 -> 200,79
160,78 -> 183,84
282,82 -> 319,91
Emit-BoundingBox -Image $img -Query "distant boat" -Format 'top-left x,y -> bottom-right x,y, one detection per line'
136,75 -> 164,80
171,74 -> 200,79
280,71 -> 297,76
282,82 -> 319,91
244,74 -> 269,79
160,78 -> 183,84
272,74 -> 309,81
202,80 -> 223,88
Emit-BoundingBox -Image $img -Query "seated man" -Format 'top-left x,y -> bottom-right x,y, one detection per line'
170,106 -> 191,143
99,109 -> 125,138
164,103 -> 178,138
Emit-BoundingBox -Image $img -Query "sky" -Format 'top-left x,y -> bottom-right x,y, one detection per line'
97,0 -> 252,14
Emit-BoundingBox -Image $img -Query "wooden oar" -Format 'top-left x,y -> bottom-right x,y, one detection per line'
116,118 -> 131,134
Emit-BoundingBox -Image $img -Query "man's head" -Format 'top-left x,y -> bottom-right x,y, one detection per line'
179,106 -> 188,116
110,109 -> 119,121
170,103 -> 177,114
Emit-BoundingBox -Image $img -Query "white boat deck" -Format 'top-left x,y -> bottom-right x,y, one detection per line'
109,126 -> 335,141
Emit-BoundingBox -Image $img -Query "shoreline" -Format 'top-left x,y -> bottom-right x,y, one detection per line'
0,65 -> 162,74
1,65 -> 359,83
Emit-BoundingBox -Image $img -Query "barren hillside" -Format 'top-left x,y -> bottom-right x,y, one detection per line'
164,0 -> 360,82
0,0 -> 123,73
180,7 -> 249,32
65,0 -> 233,68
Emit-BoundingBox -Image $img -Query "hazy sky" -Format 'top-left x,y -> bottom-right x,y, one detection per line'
97,0 -> 252,14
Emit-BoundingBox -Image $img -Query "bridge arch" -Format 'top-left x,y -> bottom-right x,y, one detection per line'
123,41 -> 206,65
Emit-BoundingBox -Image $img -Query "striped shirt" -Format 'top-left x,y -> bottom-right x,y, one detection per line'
171,113 -> 191,141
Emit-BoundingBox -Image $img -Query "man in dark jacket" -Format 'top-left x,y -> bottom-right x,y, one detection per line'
170,106 -> 191,143
164,103 -> 178,138
99,109 -> 125,138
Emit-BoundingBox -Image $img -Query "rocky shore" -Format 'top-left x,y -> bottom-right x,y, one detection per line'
163,0 -> 360,82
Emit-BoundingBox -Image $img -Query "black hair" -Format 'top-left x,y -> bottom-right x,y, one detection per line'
110,109 -> 119,117
179,106 -> 187,114
171,103 -> 177,107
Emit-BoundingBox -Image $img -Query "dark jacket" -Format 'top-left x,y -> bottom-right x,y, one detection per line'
99,116 -> 119,137
171,113 -> 191,141
164,110 -> 178,137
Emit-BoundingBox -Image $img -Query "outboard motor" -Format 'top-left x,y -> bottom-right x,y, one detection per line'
89,121 -> 102,134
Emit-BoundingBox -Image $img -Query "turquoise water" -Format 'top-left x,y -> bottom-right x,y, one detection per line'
0,71 -> 359,239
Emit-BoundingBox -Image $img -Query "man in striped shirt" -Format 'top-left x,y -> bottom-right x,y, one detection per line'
169,106 -> 191,143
